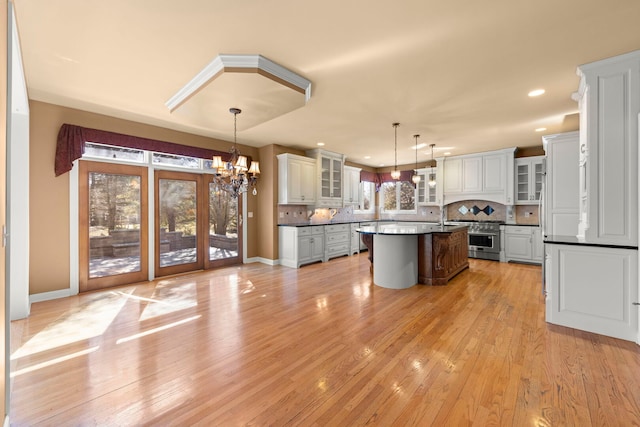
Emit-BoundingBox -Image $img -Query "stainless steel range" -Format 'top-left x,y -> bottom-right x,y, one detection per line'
446,220 -> 502,261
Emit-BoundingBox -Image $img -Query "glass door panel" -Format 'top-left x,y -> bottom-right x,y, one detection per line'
155,171 -> 203,277
79,161 -> 148,292
205,177 -> 243,269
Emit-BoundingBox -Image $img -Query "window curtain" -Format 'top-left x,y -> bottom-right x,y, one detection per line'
55,123 -> 233,176
360,170 -> 414,191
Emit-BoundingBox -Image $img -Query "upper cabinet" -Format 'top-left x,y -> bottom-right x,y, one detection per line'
416,167 -> 442,206
442,148 -> 516,205
277,153 -> 316,205
306,149 -> 346,208
574,50 -> 639,245
343,165 -> 362,207
515,156 -> 544,204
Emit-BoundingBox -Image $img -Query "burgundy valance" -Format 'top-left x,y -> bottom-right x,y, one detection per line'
55,124 -> 231,176
359,169 -> 416,191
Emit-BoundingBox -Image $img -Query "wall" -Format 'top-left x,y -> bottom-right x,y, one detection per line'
1,0 -> 7,420
29,101 -> 260,295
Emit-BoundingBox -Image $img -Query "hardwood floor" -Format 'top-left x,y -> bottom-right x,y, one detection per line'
9,255 -> 640,426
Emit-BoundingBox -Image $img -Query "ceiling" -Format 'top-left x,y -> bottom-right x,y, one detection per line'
12,0 -> 640,168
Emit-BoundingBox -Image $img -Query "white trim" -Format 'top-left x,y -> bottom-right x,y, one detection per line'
30,288 -> 74,304
242,192 -> 248,264
165,54 -> 312,111
148,167 -> 155,281
69,163 -> 79,295
245,257 -> 279,266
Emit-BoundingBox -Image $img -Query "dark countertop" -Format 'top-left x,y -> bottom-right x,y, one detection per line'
278,219 -> 438,227
504,223 -> 540,227
544,235 -> 638,250
357,223 -> 468,235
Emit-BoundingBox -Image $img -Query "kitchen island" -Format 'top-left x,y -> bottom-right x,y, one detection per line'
358,223 -> 469,289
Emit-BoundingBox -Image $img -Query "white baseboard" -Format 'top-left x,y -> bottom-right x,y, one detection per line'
245,257 -> 279,266
30,288 -> 74,304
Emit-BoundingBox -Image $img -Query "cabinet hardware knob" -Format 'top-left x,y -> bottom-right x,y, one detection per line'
633,302 -> 640,306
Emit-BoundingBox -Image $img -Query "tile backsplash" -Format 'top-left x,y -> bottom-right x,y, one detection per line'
446,200 -> 506,222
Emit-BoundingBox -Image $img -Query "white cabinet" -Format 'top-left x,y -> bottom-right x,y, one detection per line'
515,156 -> 544,205
542,132 -> 579,236
349,223 -> 360,255
545,243 -> 638,342
503,225 -> 541,264
343,165 -> 361,206
306,149 -> 345,208
443,157 -> 462,193
324,223 -> 350,261
574,50 -> 639,246
416,167 -> 440,205
279,226 -> 325,268
277,153 -> 316,205
442,148 -> 515,205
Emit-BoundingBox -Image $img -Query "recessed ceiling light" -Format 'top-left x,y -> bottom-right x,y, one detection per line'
444,152 -> 451,156
364,155 -> 371,159
528,89 -> 545,97
535,127 -> 547,132
413,143 -> 427,150
316,142 -> 325,146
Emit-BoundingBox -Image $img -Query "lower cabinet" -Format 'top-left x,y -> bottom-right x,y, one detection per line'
279,226 -> 325,268
349,223 -> 360,255
325,223 -> 350,261
503,225 -> 542,264
545,243 -> 638,342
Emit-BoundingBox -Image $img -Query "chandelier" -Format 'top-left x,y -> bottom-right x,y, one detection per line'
412,134 -> 421,184
211,108 -> 260,197
390,122 -> 401,180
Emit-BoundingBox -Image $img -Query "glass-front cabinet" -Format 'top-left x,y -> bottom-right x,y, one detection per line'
515,156 -> 544,204
416,167 -> 440,206
306,148 -> 345,207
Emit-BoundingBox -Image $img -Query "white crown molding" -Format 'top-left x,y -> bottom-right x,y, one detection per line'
165,54 -> 311,112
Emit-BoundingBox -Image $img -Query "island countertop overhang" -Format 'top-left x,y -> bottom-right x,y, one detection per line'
356,223 -> 468,235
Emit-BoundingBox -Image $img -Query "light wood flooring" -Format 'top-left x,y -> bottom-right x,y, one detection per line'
9,255 -> 640,426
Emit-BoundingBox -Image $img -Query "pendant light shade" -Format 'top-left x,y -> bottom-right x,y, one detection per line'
391,123 -> 401,180
428,143 -> 437,188
412,134 -> 421,184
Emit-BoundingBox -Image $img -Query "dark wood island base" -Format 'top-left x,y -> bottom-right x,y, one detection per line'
418,228 -> 469,285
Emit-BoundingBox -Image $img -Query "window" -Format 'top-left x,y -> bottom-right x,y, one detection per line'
84,142 -> 146,163
356,181 -> 375,213
380,181 -> 416,212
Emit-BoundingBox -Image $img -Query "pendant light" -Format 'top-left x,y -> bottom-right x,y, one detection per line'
412,134 -> 421,184
428,143 -> 437,188
211,108 -> 260,197
390,123 -> 401,180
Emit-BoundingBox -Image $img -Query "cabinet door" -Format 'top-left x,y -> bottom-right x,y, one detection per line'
463,157 -> 482,192
443,158 -> 462,193
505,233 -> 532,260
515,160 -> 530,203
320,157 -> 331,198
532,228 -> 543,262
546,244 -> 638,341
482,154 -> 504,192
426,168 -> 437,204
532,159 -> 544,201
331,158 -> 342,198
301,160 -> 316,202
298,235 -> 312,263
311,235 -> 325,259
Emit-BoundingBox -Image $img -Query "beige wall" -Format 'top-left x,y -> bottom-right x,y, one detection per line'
29,101 -> 262,294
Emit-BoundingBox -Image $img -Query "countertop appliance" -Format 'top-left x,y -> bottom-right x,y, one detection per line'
445,220 -> 502,261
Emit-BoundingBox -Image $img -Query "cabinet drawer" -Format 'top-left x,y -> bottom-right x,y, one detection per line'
326,232 -> 349,243
505,226 -> 532,235
325,223 -> 349,233
327,242 -> 349,254
310,226 -> 325,235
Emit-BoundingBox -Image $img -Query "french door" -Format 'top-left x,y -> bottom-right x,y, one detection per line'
204,174 -> 243,269
155,170 -> 204,277
79,161 -> 149,292
154,171 -> 244,277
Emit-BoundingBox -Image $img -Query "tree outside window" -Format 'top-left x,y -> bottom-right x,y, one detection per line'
380,181 -> 416,212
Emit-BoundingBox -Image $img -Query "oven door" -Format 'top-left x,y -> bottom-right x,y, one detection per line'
468,232 -> 499,253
